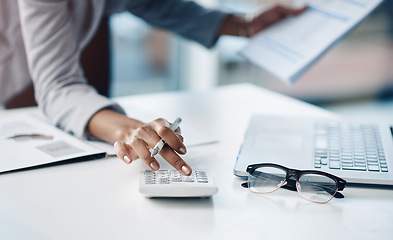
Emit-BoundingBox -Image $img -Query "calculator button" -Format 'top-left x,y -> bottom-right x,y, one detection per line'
183,179 -> 195,182
197,179 -> 209,183
171,178 -> 182,182
196,174 -> 207,177
197,176 -> 207,179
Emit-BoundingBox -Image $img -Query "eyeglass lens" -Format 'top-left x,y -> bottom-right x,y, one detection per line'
248,166 -> 338,203
249,166 -> 286,193
297,174 -> 337,203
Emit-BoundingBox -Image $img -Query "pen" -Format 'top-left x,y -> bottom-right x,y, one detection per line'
151,117 -> 182,157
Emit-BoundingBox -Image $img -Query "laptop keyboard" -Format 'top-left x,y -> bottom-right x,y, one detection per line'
314,122 -> 388,172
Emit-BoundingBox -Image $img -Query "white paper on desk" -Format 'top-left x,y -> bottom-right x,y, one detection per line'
240,0 -> 383,85
88,124 -> 219,156
0,114 -> 105,173
94,100 -> 219,156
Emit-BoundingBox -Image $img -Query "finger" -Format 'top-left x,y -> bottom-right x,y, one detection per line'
276,5 -> 307,16
251,6 -> 299,34
251,15 -> 283,34
152,120 -> 187,155
294,5 -> 307,15
129,136 -> 160,171
122,141 -> 139,161
159,145 -> 192,176
176,133 -> 184,143
114,141 -> 138,164
135,125 -> 162,148
135,124 -> 186,156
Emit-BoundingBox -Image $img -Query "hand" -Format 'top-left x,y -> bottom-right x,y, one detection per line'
246,5 -> 307,37
113,118 -> 191,175
218,4 -> 307,37
87,110 -> 191,175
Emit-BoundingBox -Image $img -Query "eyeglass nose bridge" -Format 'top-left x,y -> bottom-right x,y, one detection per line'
287,169 -> 300,178
273,172 -> 298,192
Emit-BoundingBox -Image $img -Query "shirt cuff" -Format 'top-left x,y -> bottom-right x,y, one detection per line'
65,93 -> 126,139
196,10 -> 230,48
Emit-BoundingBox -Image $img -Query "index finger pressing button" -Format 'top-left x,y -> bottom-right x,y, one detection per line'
159,145 -> 192,176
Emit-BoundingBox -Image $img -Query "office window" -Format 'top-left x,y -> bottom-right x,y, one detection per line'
109,0 -> 221,97
109,13 -> 175,97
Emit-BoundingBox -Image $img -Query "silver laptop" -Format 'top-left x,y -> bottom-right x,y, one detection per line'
234,114 -> 393,187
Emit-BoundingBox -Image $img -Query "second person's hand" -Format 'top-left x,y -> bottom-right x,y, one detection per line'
218,4 -> 307,37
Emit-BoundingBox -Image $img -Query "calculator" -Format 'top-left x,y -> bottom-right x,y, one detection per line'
139,169 -> 218,198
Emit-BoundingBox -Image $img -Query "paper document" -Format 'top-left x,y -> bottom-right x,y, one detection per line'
240,0 -> 383,84
107,100 -> 219,155
0,113 -> 105,173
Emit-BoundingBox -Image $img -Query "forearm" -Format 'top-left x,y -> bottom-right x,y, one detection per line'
87,109 -> 144,144
18,0 -> 117,138
123,0 -> 229,48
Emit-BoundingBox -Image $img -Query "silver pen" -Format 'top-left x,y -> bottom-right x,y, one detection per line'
151,117 -> 182,157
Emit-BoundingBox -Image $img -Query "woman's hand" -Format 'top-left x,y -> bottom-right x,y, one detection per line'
87,109 -> 191,175
113,118 -> 191,175
218,4 -> 307,37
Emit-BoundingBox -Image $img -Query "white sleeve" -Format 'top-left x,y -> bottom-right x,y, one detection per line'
17,0 -> 125,139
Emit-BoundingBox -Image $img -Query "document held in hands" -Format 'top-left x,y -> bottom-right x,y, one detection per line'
240,0 -> 383,85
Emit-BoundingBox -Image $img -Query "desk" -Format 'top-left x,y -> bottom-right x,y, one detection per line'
1,84 -> 392,240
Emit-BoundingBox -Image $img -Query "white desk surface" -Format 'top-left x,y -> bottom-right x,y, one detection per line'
1,83 -> 392,240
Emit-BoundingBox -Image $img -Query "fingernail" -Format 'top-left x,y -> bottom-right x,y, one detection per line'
150,162 -> 159,171
181,165 -> 191,175
123,155 -> 131,164
179,147 -> 187,154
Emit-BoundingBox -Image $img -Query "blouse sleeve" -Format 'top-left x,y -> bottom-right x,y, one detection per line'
17,0 -> 125,139
111,0 -> 230,48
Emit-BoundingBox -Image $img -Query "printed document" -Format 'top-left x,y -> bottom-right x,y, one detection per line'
0,113 -> 105,173
240,0 -> 383,85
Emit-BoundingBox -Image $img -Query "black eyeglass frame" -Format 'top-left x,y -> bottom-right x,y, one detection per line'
243,163 -> 347,203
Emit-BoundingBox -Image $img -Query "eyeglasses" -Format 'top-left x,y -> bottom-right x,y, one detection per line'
241,163 -> 347,204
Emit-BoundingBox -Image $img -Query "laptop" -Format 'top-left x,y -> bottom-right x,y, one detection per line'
234,114 -> 393,187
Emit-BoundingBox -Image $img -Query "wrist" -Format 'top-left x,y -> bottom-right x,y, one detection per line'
218,14 -> 252,37
87,109 -> 143,144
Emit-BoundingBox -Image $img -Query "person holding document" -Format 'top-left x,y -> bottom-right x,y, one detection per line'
0,0 -> 305,175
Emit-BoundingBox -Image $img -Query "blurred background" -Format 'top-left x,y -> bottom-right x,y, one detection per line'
109,0 -> 393,122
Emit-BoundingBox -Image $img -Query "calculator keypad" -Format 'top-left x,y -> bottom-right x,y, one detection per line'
144,170 -> 209,184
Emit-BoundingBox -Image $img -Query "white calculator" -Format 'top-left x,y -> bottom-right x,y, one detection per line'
139,169 -> 218,198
